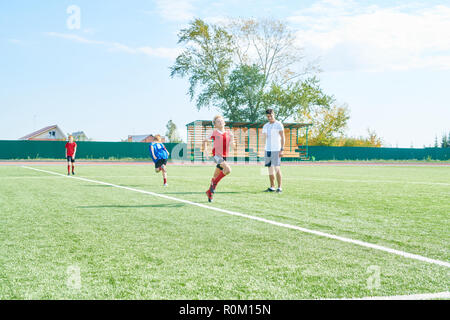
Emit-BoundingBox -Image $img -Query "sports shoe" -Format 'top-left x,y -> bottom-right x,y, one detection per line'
276,188 -> 282,193
206,189 -> 213,202
264,187 -> 276,192
163,183 -> 168,187
72,172 -> 75,175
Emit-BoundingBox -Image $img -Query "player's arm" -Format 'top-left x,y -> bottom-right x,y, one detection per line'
202,138 -> 210,155
65,145 -> 67,158
150,145 -> 157,160
279,129 -> 285,157
73,145 -> 77,159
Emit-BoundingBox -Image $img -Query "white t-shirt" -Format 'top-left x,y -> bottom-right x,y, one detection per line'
262,121 -> 284,151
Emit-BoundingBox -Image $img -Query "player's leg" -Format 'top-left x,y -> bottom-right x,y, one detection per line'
264,151 -> 275,192
211,160 -> 230,192
67,157 -> 71,175
206,158 -> 223,202
267,166 -> 276,191
161,162 -> 168,186
221,161 -> 232,175
212,167 -> 221,179
275,166 -> 282,192
71,158 -> 75,175
273,151 -> 282,192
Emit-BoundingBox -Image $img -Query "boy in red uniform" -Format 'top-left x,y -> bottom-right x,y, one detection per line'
65,135 -> 77,175
202,115 -> 234,202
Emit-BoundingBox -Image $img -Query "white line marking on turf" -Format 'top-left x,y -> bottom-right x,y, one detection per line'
296,177 -> 450,186
22,166 -> 450,269
341,291 -> 450,300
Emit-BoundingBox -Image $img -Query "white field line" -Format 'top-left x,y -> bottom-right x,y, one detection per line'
340,291 -> 450,300
22,166 -> 450,269
294,177 -> 450,186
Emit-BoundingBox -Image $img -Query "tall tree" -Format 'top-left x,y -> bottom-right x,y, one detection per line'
170,18 -> 333,123
165,120 -> 182,143
170,19 -> 234,112
441,133 -> 448,148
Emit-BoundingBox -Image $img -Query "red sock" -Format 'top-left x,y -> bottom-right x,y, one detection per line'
68,165 -> 70,173
213,171 -> 226,186
163,178 -> 167,184
72,165 -> 74,173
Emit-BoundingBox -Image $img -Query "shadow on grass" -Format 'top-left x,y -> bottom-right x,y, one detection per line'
83,184 -> 145,188
163,191 -> 260,195
78,203 -> 185,209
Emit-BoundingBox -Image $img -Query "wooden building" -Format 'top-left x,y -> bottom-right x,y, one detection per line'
186,120 -> 312,162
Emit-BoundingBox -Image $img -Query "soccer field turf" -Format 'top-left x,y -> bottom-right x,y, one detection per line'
0,164 -> 449,299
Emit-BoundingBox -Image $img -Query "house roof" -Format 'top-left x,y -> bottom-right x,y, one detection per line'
128,134 -> 153,142
19,125 -> 62,140
186,120 -> 312,129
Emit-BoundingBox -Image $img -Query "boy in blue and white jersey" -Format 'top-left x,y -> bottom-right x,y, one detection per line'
150,134 -> 169,186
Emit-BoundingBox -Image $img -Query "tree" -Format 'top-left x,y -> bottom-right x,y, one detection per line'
304,105 -> 350,146
170,18 -> 333,123
434,136 -> 439,148
165,120 -> 183,143
220,64 -> 265,122
441,133 -> 448,148
170,19 -> 234,113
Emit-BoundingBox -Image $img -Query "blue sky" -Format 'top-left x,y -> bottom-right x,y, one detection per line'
1,0 -> 449,147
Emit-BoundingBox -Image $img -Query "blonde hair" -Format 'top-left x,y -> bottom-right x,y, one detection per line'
154,134 -> 162,142
213,115 -> 224,126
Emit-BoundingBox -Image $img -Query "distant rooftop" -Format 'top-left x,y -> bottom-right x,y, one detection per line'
19,125 -> 62,140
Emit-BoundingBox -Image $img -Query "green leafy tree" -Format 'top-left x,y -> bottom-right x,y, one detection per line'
171,18 -> 333,122
221,64 -> 265,122
165,120 -> 183,143
305,105 -> 350,146
170,19 -> 234,112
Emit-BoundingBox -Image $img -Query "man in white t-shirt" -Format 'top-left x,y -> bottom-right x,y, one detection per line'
262,109 -> 285,193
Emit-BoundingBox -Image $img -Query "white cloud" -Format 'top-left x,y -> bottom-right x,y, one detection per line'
45,32 -> 105,45
288,1 -> 450,72
155,0 -> 196,22
45,32 -> 179,60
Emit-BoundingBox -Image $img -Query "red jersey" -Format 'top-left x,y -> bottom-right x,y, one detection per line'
65,142 -> 77,157
210,130 -> 231,157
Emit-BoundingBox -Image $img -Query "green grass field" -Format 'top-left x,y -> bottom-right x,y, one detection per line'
0,164 -> 449,299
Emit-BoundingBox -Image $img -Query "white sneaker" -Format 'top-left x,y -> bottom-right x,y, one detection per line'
276,188 -> 282,193
163,183 -> 168,187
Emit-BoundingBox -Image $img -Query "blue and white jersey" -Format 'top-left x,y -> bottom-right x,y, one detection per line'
150,143 -> 168,162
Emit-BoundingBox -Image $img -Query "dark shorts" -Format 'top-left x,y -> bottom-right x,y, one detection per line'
155,159 -> 168,169
67,156 -> 75,163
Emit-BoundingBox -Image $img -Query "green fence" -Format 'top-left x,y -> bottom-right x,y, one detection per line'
0,140 -> 186,160
308,146 -> 450,161
0,140 -> 448,161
